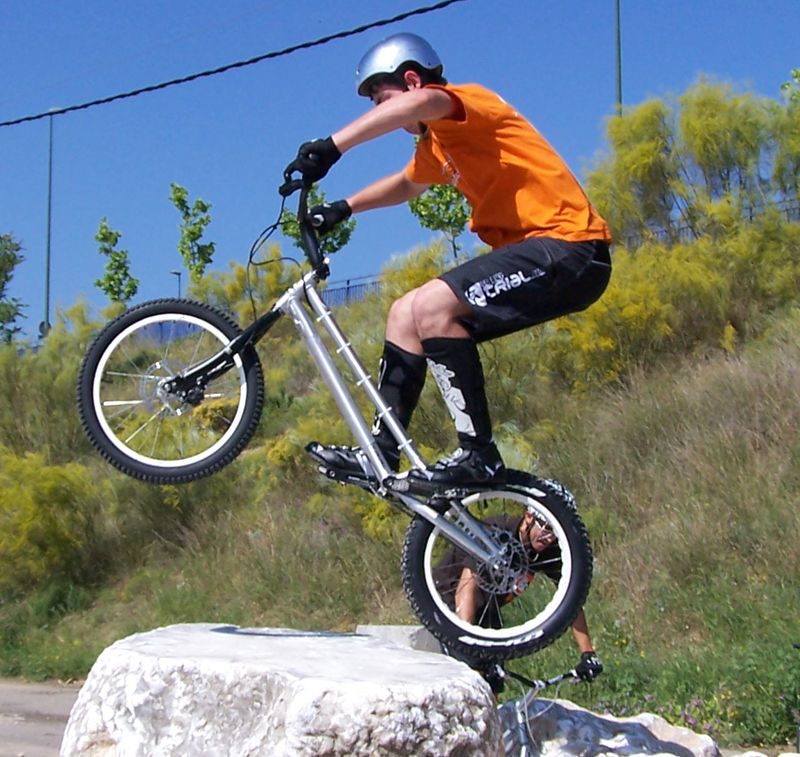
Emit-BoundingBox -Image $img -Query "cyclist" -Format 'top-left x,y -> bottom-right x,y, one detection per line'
434,510 -> 602,692
285,32 -> 612,493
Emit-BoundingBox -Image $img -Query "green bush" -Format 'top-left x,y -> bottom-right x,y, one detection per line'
0,448 -> 113,598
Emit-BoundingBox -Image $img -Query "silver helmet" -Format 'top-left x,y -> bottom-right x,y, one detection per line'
355,32 -> 443,97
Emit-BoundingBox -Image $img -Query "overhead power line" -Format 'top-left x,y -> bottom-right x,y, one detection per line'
0,0 -> 469,129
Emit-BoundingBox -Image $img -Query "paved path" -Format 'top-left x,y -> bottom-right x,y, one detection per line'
0,678 -> 81,757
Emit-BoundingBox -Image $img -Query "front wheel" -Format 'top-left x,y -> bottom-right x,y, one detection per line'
77,298 -> 264,483
402,471 -> 592,662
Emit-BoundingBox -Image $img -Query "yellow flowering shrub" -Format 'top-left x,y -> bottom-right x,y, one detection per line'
0,448 -> 112,598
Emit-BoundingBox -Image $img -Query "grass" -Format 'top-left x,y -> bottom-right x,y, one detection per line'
504,313 -> 800,746
1,307 -> 799,747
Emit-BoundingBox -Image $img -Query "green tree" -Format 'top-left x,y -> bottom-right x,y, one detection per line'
170,183 -> 215,281
280,185 -> 355,258
678,80 -> 770,203
780,68 -> 800,103
587,98 -> 684,247
408,183 -> 470,259
587,79 -> 793,248
774,69 -> 800,203
94,219 -> 139,304
0,233 -> 25,343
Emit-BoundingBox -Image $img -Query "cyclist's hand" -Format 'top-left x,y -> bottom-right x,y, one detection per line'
574,651 -> 603,681
309,200 -> 352,233
286,136 -> 341,184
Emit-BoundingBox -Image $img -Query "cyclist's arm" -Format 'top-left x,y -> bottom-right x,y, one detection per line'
570,608 -> 595,654
332,87 -> 456,153
347,170 -> 429,214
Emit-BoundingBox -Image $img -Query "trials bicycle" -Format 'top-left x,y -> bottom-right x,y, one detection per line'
77,180 -> 593,663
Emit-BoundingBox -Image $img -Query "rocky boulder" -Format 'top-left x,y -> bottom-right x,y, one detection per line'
60,623 -> 500,756
498,696 -> 721,756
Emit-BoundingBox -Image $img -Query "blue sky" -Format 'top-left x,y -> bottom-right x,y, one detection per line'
1,0 -> 797,338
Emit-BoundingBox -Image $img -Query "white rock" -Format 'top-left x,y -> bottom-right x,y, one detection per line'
60,623 -> 501,757
499,695 -> 721,757
356,623 -> 442,653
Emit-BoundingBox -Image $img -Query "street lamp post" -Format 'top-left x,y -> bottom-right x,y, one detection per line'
170,270 -> 182,298
41,111 -> 55,338
614,0 -> 623,115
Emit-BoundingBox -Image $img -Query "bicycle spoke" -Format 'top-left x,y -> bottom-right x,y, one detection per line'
124,408 -> 167,445
105,371 -> 164,381
187,328 -> 206,368
149,417 -> 162,458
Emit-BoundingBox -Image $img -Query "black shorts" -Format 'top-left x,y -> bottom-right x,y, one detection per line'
439,237 -> 612,342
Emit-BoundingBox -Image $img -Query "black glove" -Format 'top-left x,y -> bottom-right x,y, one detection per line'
574,651 -> 603,682
288,136 -> 341,184
308,200 -> 352,233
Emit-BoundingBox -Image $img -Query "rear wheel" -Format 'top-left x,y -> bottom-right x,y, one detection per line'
402,471 -> 592,662
77,298 -> 264,483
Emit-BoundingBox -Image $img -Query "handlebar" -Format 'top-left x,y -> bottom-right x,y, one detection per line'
297,186 -> 325,271
502,666 -> 580,691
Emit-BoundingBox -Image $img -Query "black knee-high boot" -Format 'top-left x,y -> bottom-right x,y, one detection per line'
420,336 -> 493,450
405,336 -> 505,492
371,341 -> 427,454
307,341 -> 425,475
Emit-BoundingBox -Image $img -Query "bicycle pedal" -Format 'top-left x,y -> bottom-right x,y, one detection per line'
441,487 -> 470,499
385,474 -> 411,493
385,475 -> 469,505
316,464 -> 377,491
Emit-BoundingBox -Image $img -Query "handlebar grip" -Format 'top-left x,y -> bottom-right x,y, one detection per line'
297,187 -> 324,270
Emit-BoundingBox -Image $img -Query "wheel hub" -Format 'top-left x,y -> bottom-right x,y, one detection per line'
475,525 -> 531,595
138,361 -> 184,415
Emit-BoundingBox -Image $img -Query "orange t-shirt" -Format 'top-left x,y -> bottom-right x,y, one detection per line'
405,83 -> 611,249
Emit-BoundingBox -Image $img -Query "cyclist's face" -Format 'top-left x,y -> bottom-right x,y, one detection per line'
520,513 -> 556,552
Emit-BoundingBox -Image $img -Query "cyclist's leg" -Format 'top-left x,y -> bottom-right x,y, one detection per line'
402,238 -> 610,490
388,280 -> 503,488
370,340 -> 426,457
309,291 -> 427,474
406,284 -> 495,451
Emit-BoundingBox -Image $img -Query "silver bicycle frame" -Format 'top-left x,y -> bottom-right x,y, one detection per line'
271,262 -> 503,565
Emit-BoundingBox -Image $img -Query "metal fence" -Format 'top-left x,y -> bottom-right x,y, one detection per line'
322,275 -> 383,308
621,198 -> 800,250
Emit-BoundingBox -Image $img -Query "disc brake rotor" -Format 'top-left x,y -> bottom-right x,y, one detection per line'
475,525 -> 531,595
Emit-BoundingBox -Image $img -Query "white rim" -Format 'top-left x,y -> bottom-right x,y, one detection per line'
92,312 -> 247,468
423,489 -> 573,643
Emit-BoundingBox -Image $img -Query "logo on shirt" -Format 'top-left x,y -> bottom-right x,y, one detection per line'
441,150 -> 461,187
464,267 -> 546,308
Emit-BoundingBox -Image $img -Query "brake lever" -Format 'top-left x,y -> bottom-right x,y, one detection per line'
279,177 -> 305,197
279,159 -> 310,197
